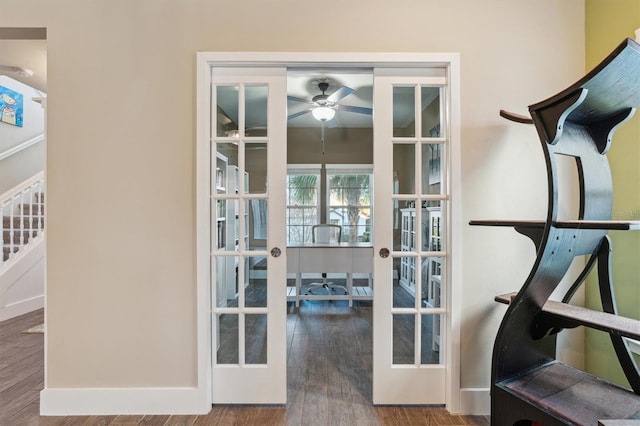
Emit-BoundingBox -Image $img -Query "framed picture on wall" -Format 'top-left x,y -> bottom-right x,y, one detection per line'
0,85 -> 23,127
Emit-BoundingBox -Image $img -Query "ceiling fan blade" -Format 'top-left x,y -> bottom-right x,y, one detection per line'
327,86 -> 355,103
287,108 -> 312,120
336,104 -> 373,115
217,105 -> 234,125
287,95 -> 313,104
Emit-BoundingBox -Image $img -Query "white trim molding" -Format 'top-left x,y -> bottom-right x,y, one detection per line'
0,133 -> 44,162
40,387 -> 210,416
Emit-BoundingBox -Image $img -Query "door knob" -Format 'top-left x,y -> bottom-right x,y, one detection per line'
270,247 -> 281,257
379,248 -> 390,258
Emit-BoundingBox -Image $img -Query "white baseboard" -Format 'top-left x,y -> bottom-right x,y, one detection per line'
40,387 -> 211,416
459,388 -> 490,415
0,295 -> 43,322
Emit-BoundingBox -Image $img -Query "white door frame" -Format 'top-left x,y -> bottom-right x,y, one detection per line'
196,52 -> 462,411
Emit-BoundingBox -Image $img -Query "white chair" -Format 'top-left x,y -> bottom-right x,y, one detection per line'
306,224 -> 348,295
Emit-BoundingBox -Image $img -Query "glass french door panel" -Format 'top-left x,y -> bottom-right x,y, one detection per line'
217,313 -> 239,364
247,198 -> 267,246
216,85 -> 239,138
423,200 -> 444,252
393,199 -> 417,252
421,143 -> 444,195
246,255 -> 267,308
420,86 -> 442,138
210,67 -> 287,404
421,313 -> 443,365
395,256 -> 416,309
213,256 -> 228,308
245,314 -> 268,364
422,256 -> 443,309
245,85 -> 268,137
213,200 -> 227,252
393,86 -> 416,137
393,144 -> 415,195
393,314 -> 415,364
214,254 -> 240,306
245,142 -> 267,194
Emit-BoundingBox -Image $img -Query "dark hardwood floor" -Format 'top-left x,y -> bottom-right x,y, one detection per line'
1,303 -> 490,425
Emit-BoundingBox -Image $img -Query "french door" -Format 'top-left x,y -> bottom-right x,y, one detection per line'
209,67 -> 287,403
199,54 -> 459,408
372,69 -> 450,404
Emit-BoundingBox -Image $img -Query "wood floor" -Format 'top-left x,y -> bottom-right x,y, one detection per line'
1,306 -> 490,425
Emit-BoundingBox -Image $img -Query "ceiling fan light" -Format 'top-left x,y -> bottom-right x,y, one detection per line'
312,106 -> 335,122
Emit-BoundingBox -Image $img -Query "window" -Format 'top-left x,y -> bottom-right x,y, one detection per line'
286,165 -> 320,244
327,165 -> 372,243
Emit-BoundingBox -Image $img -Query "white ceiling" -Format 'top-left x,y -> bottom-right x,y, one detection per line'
0,39 -> 47,93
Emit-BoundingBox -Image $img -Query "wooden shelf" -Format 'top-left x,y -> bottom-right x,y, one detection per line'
495,292 -> 640,340
542,300 -> 640,341
498,361 -> 640,425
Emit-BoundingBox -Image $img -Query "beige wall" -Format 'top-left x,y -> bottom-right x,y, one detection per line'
1,0 -> 585,403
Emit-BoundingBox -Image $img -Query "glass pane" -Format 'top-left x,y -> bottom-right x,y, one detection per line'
393,144 -> 415,194
421,87 -> 441,138
245,143 -> 267,194
287,207 -> 317,245
217,313 -> 239,364
245,85 -> 268,137
216,85 -> 239,138
422,144 -> 442,195
222,201 -> 238,252
214,200 -> 226,250
396,256 -> 417,308
287,174 -> 318,206
248,199 -> 267,243
246,256 -> 267,308
393,86 -> 415,137
245,314 -> 268,364
424,202 -> 444,251
214,154 -> 228,194
215,256 -> 240,306
217,143 -> 239,178
421,314 -> 443,364
393,200 -> 417,251
393,314 -> 415,364
214,256 -> 228,307
394,257 -> 416,308
421,257 -> 443,308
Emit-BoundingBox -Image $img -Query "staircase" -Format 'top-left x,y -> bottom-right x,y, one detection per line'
1,173 -> 45,268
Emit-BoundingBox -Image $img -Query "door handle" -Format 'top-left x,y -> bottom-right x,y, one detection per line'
270,247 -> 281,257
379,248 -> 390,258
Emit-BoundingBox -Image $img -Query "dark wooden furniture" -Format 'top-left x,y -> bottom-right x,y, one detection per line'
471,38 -> 640,425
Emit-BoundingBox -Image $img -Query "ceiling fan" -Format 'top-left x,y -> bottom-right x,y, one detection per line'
287,81 -> 373,123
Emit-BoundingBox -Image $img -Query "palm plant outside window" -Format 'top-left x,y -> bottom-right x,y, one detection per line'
327,168 -> 372,243
286,172 -> 320,244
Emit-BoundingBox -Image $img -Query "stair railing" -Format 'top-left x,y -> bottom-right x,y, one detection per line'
0,171 -> 45,270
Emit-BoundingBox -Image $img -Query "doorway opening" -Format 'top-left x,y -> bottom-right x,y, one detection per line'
285,68 -> 376,406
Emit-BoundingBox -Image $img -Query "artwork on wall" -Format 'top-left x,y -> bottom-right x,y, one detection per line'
0,85 -> 23,127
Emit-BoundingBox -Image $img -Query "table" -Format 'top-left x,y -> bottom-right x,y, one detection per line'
286,243 -> 373,307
